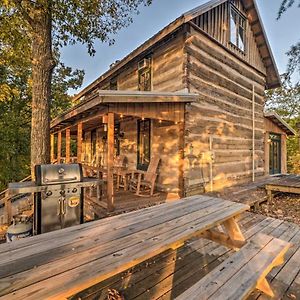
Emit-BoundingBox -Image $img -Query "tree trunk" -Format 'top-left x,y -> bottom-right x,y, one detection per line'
30,8 -> 54,176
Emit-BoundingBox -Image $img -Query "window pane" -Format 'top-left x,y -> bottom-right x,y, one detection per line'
230,10 -> 237,45
238,25 -> 245,51
137,119 -> 151,170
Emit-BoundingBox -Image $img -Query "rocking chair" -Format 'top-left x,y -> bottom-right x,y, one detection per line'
129,157 -> 160,197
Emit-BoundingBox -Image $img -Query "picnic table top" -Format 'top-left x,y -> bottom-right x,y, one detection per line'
0,195 -> 249,300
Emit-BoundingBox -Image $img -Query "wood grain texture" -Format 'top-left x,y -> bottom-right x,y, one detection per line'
0,196 -> 249,300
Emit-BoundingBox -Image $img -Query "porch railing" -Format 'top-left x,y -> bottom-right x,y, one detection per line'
0,175 -> 31,226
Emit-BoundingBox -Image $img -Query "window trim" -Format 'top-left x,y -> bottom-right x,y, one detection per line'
229,4 -> 247,54
138,56 -> 153,91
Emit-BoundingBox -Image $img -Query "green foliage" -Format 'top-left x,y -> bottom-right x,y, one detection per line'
0,0 -> 152,189
266,78 -> 300,174
278,0 -> 299,19
52,0 -> 152,55
278,1 -> 300,84
0,50 -> 84,190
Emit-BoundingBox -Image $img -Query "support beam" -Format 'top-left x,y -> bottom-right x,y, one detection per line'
57,131 -> 62,164
107,112 -> 115,212
66,128 -> 71,163
77,122 -> 83,163
178,120 -> 185,198
50,134 -> 55,163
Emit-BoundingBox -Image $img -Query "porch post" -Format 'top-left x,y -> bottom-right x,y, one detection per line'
107,112 -> 115,211
66,128 -> 71,163
57,131 -> 62,164
178,120 -> 185,198
50,133 -> 55,163
77,122 -> 83,163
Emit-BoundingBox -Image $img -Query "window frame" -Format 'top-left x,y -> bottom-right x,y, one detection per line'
229,4 -> 247,53
137,119 -> 151,171
138,56 -> 152,91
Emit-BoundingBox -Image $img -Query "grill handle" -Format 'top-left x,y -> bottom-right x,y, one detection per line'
57,198 -> 61,216
45,177 -> 78,183
61,197 -> 66,215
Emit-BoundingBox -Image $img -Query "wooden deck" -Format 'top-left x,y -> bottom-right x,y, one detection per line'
265,174 -> 300,201
0,196 -> 250,299
70,211 -> 300,300
84,189 -> 171,219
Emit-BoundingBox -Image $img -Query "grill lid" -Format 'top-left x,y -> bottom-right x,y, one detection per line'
35,164 -> 83,186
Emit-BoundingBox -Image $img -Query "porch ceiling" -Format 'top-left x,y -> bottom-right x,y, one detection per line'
51,90 -> 198,133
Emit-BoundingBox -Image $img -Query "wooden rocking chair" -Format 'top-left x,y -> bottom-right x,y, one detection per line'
129,157 -> 160,197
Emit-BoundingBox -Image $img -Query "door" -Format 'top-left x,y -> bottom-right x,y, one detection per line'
137,119 -> 151,170
269,133 -> 281,175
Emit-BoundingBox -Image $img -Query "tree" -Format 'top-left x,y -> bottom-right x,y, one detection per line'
278,0 -> 299,19
0,0 -> 152,174
0,54 -> 84,190
266,78 -> 300,173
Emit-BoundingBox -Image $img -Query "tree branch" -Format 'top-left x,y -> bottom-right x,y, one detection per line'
12,0 -> 35,28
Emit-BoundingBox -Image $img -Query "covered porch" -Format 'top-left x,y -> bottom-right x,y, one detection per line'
50,90 -> 197,212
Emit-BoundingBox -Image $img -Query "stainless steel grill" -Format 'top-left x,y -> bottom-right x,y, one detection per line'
34,163 -> 85,234
8,163 -> 100,236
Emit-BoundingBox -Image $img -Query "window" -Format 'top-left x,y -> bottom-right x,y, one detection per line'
137,119 -> 151,170
114,123 -> 121,156
110,77 -> 118,90
230,6 -> 246,52
138,57 -> 152,91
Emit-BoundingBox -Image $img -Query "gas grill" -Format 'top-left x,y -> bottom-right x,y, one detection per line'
8,163 -> 100,235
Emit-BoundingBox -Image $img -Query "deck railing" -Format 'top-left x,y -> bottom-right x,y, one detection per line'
0,175 -> 31,226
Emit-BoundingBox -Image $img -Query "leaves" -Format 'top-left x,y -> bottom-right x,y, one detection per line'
266,77 -> 300,173
278,0 -> 300,19
52,0 -> 152,55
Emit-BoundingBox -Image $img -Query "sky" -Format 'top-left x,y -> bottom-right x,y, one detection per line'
61,0 -> 300,94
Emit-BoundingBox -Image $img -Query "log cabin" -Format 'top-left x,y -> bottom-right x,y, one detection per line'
50,0 -> 296,208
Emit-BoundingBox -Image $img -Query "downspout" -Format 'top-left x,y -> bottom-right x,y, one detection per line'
209,136 -> 213,192
252,84 -> 255,182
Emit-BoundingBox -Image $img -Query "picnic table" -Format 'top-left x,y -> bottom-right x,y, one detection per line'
0,195 -> 289,299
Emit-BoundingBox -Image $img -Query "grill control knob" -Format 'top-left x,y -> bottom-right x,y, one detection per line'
58,168 -> 65,174
46,191 -> 52,197
72,188 -> 77,193
60,190 -> 66,196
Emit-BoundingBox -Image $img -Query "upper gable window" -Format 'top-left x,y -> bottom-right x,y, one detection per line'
230,5 -> 246,52
138,57 -> 152,91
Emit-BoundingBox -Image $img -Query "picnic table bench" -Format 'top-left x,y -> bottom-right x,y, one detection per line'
0,195 -> 290,299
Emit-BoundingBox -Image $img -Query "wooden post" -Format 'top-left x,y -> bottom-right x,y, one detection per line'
77,122 -> 83,163
57,131 -> 62,164
66,128 -> 71,163
4,192 -> 12,225
107,112 -> 115,211
178,118 -> 185,198
50,134 -> 55,163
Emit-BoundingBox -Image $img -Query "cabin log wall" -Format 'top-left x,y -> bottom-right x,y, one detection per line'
184,25 -> 266,193
191,0 -> 266,76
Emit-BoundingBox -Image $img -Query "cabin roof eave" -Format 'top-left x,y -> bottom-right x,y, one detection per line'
264,111 -> 297,136
71,0 -> 280,104
50,90 -> 198,130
